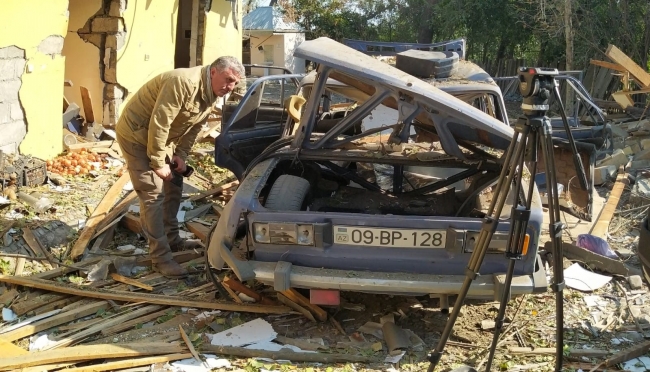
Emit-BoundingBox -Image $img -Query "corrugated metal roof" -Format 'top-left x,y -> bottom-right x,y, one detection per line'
243,6 -> 302,32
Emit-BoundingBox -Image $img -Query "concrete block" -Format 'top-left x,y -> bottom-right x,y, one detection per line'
0,46 -> 25,60
91,17 -> 124,33
610,125 -> 628,138
0,102 -> 10,124
37,35 -> 64,56
631,160 -> 650,170
628,275 -> 643,290
0,79 -> 21,102
598,149 -> 628,167
9,102 -> 23,121
594,165 -> 617,185
635,148 -> 650,161
0,121 -> 26,150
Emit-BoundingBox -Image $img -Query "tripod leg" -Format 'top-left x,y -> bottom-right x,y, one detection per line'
539,122 -> 566,372
427,126 -> 530,372
552,84 -> 588,191
484,259 -> 516,371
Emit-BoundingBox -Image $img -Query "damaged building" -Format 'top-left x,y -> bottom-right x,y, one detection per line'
0,0 -> 243,159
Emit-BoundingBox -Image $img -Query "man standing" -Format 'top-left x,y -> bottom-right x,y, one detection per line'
116,57 -> 245,277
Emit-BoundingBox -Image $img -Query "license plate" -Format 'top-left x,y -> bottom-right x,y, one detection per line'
334,226 -> 446,248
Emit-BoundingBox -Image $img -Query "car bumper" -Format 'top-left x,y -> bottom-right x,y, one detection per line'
217,239 -> 548,300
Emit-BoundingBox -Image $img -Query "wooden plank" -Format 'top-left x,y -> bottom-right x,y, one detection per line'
0,301 -> 109,342
606,44 -> 650,87
555,242 -> 640,277
184,221 -> 210,243
34,296 -> 79,315
59,353 -> 193,372
100,308 -> 171,336
0,343 -> 186,370
590,59 -> 627,72
70,172 -> 131,259
0,274 -> 291,314
11,293 -> 69,316
95,191 -> 137,232
0,338 -> 27,357
188,180 -> 239,202
33,257 -> 102,280
277,293 -> 315,322
281,288 -> 328,322
221,281 -> 244,303
179,325 -> 201,362
612,91 -> 635,109
66,140 -> 115,152
201,344 -> 370,363
109,273 -> 153,291
79,86 -> 95,123
0,288 -> 18,305
45,305 -> 163,349
121,213 -> 143,235
22,228 -> 57,269
590,167 -> 628,239
223,276 -> 277,306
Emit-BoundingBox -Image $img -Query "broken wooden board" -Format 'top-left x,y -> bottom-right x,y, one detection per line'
550,242 -> 641,277
121,213 -> 143,235
188,180 -> 239,202
79,86 -> 95,123
201,344 -> 371,363
109,273 -> 153,291
590,167 -> 627,239
66,141 -> 115,153
223,276 -> 277,306
281,288 -> 328,321
0,301 -> 109,342
0,274 -> 291,314
100,307 -> 171,336
277,293 -> 316,322
179,325 -> 201,362
70,172 -> 131,259
606,45 -> 650,88
61,353 -> 192,372
0,338 -> 28,357
0,342 -> 186,369
22,228 -> 57,269
184,221 -> 210,243
589,59 -> 627,72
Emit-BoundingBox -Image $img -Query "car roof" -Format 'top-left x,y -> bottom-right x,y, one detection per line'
293,37 -> 513,152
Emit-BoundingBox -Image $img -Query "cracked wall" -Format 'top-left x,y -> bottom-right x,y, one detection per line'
0,0 -> 68,159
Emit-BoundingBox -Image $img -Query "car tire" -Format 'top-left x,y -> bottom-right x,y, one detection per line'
265,175 -> 310,211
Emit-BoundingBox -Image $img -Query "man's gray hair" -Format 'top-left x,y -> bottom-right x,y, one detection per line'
211,56 -> 245,78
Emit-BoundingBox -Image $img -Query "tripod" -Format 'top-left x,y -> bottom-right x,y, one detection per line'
427,67 -> 587,372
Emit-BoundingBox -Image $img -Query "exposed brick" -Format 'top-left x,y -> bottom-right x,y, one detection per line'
0,79 -> 21,102
0,46 -> 25,60
91,17 -> 124,33
80,33 -> 103,48
9,102 -> 23,121
108,0 -> 126,17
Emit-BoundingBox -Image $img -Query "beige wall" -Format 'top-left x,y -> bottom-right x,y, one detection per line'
249,32 -> 284,76
1,0 -> 68,159
117,0 -> 179,110
203,0 -> 243,66
63,0 -> 103,124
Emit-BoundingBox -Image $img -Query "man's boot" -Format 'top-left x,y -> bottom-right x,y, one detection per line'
153,259 -> 188,278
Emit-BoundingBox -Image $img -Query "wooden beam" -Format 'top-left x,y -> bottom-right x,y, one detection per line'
33,257 -> 102,280
0,339 -> 28,357
221,280 -> 244,303
95,191 -> 137,232
66,140 -> 115,152
22,228 -> 57,269
100,308 -> 171,336
188,180 -> 239,202
0,343 -> 186,370
611,91 -> 635,109
606,44 -> 650,87
277,293 -> 316,322
79,86 -> 95,123
109,273 -> 153,291
0,274 -> 292,314
201,345 -> 371,363
0,301 -> 109,342
184,221 -> 210,243
223,276 -> 277,306
70,172 -> 131,259
121,213 -> 143,235
590,167 -> 628,239
281,288 -> 328,322
589,59 -> 627,72
179,325 -> 201,362
59,353 -> 193,372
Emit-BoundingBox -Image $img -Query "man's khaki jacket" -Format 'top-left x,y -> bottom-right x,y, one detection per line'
116,65 -> 216,170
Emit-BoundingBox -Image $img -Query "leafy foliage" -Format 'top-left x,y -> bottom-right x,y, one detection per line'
274,0 -> 650,69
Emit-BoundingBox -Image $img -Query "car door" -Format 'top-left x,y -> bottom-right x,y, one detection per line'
214,73 -> 302,180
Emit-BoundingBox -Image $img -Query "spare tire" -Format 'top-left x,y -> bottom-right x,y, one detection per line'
265,175 -> 310,211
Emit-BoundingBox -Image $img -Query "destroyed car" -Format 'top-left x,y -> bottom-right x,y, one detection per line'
207,37 -> 548,301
